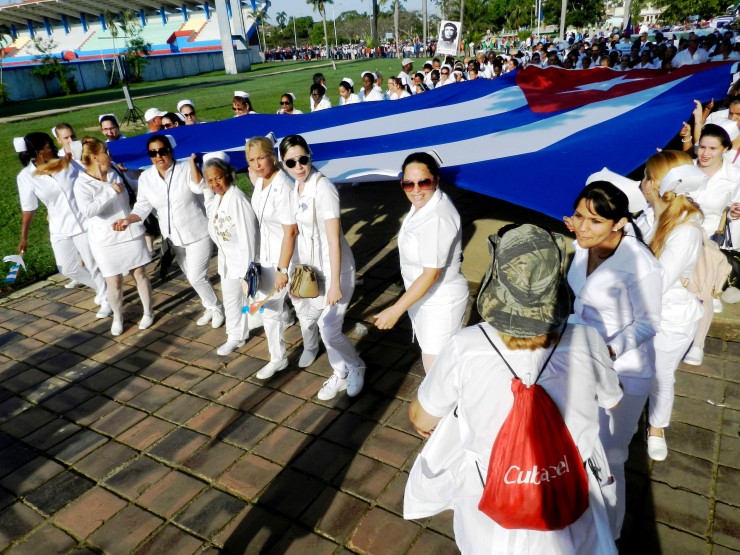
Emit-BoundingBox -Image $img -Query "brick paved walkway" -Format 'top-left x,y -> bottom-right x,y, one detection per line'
0,182 -> 737,554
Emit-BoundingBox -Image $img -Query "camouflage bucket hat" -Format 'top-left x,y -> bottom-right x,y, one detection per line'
476,224 -> 571,338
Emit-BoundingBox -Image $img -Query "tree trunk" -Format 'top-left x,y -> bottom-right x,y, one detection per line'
459,0 -> 465,39
372,0 -> 379,48
321,8 -> 336,70
422,0 -> 427,57
394,0 -> 400,58
559,0 -> 567,41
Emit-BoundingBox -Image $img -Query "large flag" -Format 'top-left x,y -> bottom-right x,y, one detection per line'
109,63 -> 735,219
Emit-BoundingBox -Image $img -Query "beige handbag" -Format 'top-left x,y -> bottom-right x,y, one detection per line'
289,198 -> 320,298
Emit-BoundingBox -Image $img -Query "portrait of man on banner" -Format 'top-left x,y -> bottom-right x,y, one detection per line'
437,20 -> 460,56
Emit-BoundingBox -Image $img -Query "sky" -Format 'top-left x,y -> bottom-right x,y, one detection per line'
274,0 -> 441,21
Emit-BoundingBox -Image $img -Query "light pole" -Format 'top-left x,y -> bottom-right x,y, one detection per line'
293,17 -> 298,51
332,4 -> 338,50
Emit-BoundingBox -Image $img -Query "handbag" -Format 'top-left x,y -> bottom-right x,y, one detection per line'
244,261 -> 261,299
289,196 -> 320,298
709,207 -> 732,248
159,237 -> 176,281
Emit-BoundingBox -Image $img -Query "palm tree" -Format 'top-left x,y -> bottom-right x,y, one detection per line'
306,0 -> 336,70
394,0 -> 400,58
276,11 -> 288,29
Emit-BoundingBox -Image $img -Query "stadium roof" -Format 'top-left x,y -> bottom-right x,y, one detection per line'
0,0 -> 217,28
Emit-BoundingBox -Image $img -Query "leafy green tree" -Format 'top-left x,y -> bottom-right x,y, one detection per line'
306,0 -> 336,69
105,10 -> 151,82
661,0 -> 724,22
276,11 -> 288,28
31,37 -> 75,95
543,0 -> 603,27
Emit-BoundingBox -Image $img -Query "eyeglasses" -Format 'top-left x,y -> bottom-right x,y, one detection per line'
441,71 -> 449,75
280,101 -> 292,105
400,178 -> 435,192
148,147 -> 171,158
163,123 -> 174,129
181,112 -> 195,118
284,155 -> 310,168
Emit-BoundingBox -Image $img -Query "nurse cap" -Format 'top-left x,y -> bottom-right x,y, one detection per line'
586,167 -> 647,213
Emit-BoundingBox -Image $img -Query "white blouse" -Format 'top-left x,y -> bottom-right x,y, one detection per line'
205,185 -> 258,280
693,159 -> 740,237
251,170 -> 295,266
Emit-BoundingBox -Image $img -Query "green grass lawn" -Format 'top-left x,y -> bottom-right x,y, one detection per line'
0,56 -> 411,294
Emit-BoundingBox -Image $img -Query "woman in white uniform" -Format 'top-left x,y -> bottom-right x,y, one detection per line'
686,124 -> 740,364
246,137 -> 298,379
15,132 -> 110,318
374,152 -> 469,373
112,135 -> 224,328
636,151 -> 704,461
201,153 -> 258,356
337,79 -> 360,106
310,84 -> 332,112
564,180 -> 663,538
279,135 -> 365,401
74,137 -> 154,336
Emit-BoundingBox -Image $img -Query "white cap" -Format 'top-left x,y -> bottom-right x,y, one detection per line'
717,119 -> 740,142
659,165 -> 708,197
234,90 -> 250,99
50,126 -> 58,138
177,99 -> 194,112
361,71 -> 376,80
203,151 -> 231,164
13,137 -> 27,153
164,134 -> 177,149
285,92 -> 296,101
98,113 -> 119,125
144,108 -> 165,122
341,77 -> 354,88
586,167 -> 648,213
69,140 -> 83,161
402,58 -> 413,66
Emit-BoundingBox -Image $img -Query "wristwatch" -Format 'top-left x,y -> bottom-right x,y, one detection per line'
276,267 -> 288,275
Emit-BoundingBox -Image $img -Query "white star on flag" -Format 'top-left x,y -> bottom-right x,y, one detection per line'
559,75 -> 647,94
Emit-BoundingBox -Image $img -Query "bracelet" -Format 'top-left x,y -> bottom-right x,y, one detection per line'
681,137 -> 692,143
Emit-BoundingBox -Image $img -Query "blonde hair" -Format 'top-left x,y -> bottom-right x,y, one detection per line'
80,137 -> 106,169
34,155 -> 70,176
497,331 -> 559,351
245,136 -> 276,159
644,150 -> 704,258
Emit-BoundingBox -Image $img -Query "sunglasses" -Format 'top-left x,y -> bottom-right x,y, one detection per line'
280,100 -> 292,105
400,178 -> 435,192
284,155 -> 310,168
163,123 -> 174,129
148,147 -> 171,158
441,71 -> 449,75
181,112 -> 195,118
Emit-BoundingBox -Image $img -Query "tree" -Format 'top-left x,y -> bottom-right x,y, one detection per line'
543,0 -> 603,27
306,0 -> 336,69
276,11 -> 288,29
105,10 -> 151,82
31,37 -> 76,95
660,0 -> 724,22
0,24 -> 10,103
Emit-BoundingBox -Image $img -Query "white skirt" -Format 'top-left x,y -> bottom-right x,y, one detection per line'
408,278 -> 468,355
90,236 -> 151,278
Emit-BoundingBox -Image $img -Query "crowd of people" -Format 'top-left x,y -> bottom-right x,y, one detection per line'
11,31 -> 740,552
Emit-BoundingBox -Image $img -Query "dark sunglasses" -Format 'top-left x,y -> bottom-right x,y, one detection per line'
284,155 -> 310,168
148,147 -> 171,157
163,123 -> 174,129
280,100 -> 292,105
400,178 -> 435,192
181,112 -> 195,118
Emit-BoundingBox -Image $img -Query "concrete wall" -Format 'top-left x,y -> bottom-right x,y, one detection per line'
2,50 -> 254,102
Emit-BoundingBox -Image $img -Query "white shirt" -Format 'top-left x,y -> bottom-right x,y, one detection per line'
568,228 -> 663,387
251,170 -> 296,266
205,185 -> 258,279
672,47 -> 709,67
75,170 -> 145,246
132,160 -> 209,246
636,209 -> 703,334
338,94 -> 360,106
358,86 -> 384,102
17,162 -> 86,239
405,323 -> 622,553
310,97 -> 332,112
693,159 -> 740,236
397,70 -> 413,90
293,170 -> 354,277
389,90 -> 411,100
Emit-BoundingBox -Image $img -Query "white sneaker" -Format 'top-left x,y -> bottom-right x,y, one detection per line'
196,309 -> 214,326
298,348 -> 318,368
96,302 -> 112,319
346,363 -> 366,397
216,339 -> 245,356
138,313 -> 154,330
211,309 -> 225,329
713,298 -> 723,314
683,346 -> 703,366
722,286 -> 740,304
317,374 -> 348,401
647,432 -> 668,461
64,280 -> 80,289
111,318 -> 123,336
256,358 -> 289,380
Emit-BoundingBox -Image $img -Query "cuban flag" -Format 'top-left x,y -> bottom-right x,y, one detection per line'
109,63 -> 734,219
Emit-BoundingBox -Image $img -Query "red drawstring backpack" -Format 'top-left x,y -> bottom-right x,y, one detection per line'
477,325 -> 589,531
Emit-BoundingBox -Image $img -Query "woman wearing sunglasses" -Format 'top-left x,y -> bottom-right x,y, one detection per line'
373,152 -> 469,373
279,134 -> 365,400
113,135 -> 224,328
276,93 -> 303,115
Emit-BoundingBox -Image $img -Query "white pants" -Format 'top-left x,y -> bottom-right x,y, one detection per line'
220,277 -> 249,342
255,265 -> 290,362
598,376 -> 650,539
293,270 -> 362,377
172,236 -> 220,311
51,233 -> 106,297
648,326 -> 696,429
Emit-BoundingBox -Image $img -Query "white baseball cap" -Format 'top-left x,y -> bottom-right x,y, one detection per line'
144,108 -> 166,122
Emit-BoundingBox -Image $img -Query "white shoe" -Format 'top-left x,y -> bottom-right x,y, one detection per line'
111,318 -> 123,336
346,362 -> 366,397
713,298 -> 723,313
722,286 -> 740,304
94,292 -> 105,306
216,339 -> 245,356
317,374 -> 348,401
683,346 -> 703,366
647,432 -> 668,461
64,280 -> 80,289
298,348 -> 318,368
211,309 -> 225,329
138,313 -> 154,330
196,309 -> 214,326
96,302 -> 112,319
256,358 -> 289,380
